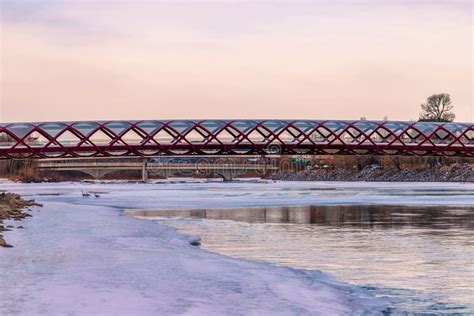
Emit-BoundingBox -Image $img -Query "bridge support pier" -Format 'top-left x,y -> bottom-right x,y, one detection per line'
142,158 -> 149,181
216,170 -> 234,182
221,173 -> 233,181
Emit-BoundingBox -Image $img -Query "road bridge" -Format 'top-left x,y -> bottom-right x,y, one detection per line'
37,157 -> 279,181
1,120 -> 472,158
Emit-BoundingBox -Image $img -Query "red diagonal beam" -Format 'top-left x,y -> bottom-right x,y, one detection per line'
0,120 -> 472,158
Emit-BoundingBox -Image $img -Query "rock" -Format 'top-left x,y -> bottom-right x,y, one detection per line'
270,164 -> 473,182
188,236 -> 202,246
0,209 -> 9,220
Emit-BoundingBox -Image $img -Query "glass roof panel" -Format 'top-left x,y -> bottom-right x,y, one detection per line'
292,121 -> 315,133
442,123 -> 469,134
7,123 -> 34,138
383,122 -> 409,134
72,122 -> 100,136
200,120 -> 226,133
324,121 -> 348,132
413,122 -> 438,134
168,121 -> 194,134
353,121 -> 378,133
136,121 -> 162,135
261,120 -> 286,133
230,120 -> 257,134
40,122 -> 67,137
105,121 -> 132,135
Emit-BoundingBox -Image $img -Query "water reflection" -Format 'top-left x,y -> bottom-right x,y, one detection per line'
132,205 -> 474,314
131,204 -> 474,231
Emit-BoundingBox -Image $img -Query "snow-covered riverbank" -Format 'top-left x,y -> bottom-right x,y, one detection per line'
1,180 -> 472,315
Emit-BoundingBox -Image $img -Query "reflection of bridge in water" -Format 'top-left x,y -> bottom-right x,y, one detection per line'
127,204 -> 474,227
1,120 -> 473,158
37,157 -> 279,181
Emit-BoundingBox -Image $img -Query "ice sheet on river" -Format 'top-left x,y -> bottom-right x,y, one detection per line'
1,180 -> 472,315
3,180 -> 473,210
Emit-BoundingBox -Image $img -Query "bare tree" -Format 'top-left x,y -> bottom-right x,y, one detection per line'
419,93 -> 455,122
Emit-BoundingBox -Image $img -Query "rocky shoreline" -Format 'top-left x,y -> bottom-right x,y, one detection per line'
0,193 -> 41,248
271,163 -> 474,182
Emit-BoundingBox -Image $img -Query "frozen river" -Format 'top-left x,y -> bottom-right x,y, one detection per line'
0,180 -> 473,315
154,204 -> 474,314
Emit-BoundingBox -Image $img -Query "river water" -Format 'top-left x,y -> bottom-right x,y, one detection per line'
4,180 -> 473,314
151,204 -> 474,314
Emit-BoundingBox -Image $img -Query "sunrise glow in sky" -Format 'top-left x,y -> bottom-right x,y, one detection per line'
0,1 -> 472,122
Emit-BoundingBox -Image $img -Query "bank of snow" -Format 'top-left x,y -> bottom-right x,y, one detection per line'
0,181 -> 393,315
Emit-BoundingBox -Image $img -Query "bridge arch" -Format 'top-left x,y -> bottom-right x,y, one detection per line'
43,169 -> 121,180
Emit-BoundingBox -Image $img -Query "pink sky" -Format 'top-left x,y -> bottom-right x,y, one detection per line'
0,1 -> 472,122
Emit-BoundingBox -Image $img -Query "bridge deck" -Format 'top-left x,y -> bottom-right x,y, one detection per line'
38,162 -> 278,171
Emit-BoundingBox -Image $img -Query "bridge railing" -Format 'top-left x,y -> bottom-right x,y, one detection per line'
1,120 -> 473,158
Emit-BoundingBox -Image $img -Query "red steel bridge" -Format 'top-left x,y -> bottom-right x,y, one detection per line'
0,120 -> 473,158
